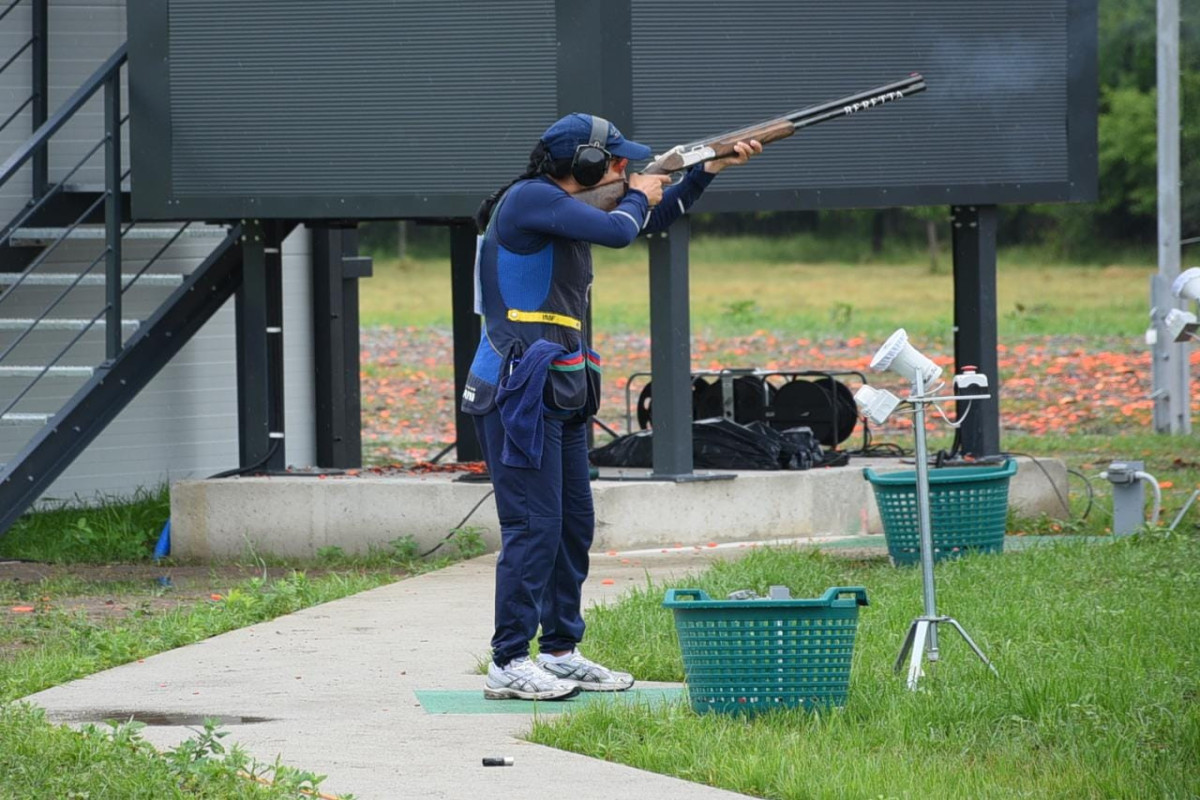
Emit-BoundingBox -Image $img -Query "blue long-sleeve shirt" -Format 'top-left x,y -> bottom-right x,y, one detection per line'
461,165 -> 717,419
496,166 -> 716,251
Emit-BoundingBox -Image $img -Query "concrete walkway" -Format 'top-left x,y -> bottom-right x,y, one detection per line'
25,540 -> 851,799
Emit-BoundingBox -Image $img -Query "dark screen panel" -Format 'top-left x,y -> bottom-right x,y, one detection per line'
630,0 -> 1085,210
132,0 -> 557,218
129,0 -> 1094,220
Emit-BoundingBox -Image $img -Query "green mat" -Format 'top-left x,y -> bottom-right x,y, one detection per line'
414,687 -> 684,715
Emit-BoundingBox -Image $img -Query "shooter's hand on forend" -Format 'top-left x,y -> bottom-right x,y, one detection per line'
628,173 -> 671,207
703,139 -> 763,175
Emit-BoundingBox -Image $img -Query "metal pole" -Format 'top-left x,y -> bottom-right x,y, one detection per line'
449,222 -> 483,462
30,0 -> 47,199
910,370 -> 939,659
951,205 -> 1001,455
647,218 -> 695,478
236,221 -> 272,469
1153,0 -> 1191,433
103,73 -> 122,362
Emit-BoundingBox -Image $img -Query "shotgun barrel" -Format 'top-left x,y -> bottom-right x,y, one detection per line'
575,74 -> 926,208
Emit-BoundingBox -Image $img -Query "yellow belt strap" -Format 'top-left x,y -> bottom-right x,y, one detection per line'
506,309 -> 582,330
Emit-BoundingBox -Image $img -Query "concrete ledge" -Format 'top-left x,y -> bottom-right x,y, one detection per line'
169,456 -> 1068,560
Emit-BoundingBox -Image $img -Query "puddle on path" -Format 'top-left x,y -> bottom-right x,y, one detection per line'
73,711 -> 274,726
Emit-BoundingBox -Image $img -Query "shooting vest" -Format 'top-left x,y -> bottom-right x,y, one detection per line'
460,180 -> 602,418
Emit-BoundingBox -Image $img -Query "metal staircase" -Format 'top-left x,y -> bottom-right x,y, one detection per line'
0,40 -> 270,535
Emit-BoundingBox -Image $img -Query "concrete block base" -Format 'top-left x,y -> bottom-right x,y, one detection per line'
169,456 -> 1068,561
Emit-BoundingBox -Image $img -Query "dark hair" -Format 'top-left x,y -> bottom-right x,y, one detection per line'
473,140 -> 572,233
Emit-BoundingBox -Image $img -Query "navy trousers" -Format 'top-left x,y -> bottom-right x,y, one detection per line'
473,409 -> 595,666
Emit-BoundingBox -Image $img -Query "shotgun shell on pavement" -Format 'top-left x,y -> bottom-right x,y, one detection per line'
482,756 -> 514,767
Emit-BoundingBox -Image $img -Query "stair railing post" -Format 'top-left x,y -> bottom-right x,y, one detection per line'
30,0 -> 47,199
103,69 -> 122,362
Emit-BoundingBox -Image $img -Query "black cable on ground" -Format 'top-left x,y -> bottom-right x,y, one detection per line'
1066,467 -> 1095,520
207,440 -> 282,479
419,488 -> 495,559
846,425 -> 908,458
1001,450 -> 1075,519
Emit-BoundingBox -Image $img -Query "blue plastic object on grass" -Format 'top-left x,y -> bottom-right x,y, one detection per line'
153,519 -> 171,562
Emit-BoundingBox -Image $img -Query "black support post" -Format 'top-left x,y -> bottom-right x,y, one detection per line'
951,205 -> 1001,457
647,217 -> 695,478
30,0 -> 47,199
102,73 -> 121,362
263,221 -> 286,472
449,221 -> 482,462
312,225 -> 370,468
235,220 -> 274,470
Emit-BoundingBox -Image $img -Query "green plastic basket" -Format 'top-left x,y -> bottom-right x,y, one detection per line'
863,458 -> 1018,567
662,586 -> 869,716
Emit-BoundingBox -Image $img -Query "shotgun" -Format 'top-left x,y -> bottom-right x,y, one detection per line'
575,73 -> 926,211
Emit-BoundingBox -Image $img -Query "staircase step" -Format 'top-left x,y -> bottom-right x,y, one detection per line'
8,225 -> 229,247
0,318 -> 139,330
0,412 -> 50,425
0,365 -> 94,377
62,182 -> 132,194
0,273 -> 185,287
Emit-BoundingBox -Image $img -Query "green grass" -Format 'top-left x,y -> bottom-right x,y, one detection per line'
360,237 -> 1154,339
0,704 -> 334,798
0,485 -> 170,563
530,533 -> 1200,799
523,431 -> 1200,798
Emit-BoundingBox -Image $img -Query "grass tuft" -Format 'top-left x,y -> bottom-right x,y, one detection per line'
0,486 -> 170,563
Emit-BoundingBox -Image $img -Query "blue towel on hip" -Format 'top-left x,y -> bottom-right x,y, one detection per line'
495,338 -> 568,469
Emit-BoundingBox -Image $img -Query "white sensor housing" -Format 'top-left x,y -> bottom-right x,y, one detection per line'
953,369 -> 989,390
1165,308 -> 1199,342
1171,267 -> 1200,302
869,328 -> 942,386
854,384 -> 902,425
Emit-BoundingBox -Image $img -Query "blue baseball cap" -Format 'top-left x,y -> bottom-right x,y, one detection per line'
540,113 -> 652,161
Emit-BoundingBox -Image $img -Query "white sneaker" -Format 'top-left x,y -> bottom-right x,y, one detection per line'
537,650 -> 635,692
484,657 -> 581,701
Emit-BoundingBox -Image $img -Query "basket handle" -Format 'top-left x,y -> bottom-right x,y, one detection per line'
662,588 -> 710,604
819,586 -> 870,606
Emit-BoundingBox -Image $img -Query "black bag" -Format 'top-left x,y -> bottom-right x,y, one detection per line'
692,418 -> 783,470
590,419 -> 827,471
589,429 -> 654,468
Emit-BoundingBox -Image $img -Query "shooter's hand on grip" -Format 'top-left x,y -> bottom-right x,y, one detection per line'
628,173 -> 671,207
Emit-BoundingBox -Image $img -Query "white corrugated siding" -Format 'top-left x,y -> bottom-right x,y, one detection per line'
0,2 -> 317,507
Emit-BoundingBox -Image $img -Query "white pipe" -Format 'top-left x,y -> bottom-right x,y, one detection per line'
1134,471 -> 1163,527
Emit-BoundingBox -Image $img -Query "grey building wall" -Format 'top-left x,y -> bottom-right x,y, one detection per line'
0,2 -> 317,508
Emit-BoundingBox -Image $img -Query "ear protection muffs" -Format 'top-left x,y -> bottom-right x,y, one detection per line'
570,115 -> 612,187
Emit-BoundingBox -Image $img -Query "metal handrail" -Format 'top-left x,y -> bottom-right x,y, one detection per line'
0,220 -> 197,419
0,37 -> 34,78
0,128 -> 111,251
0,43 -> 163,425
0,0 -> 23,25
0,191 -> 128,368
0,109 -> 129,311
0,43 -> 126,190
0,94 -> 34,136
118,222 -> 196,297
0,143 -> 122,308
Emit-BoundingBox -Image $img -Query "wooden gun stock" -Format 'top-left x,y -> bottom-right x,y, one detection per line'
574,73 -> 926,211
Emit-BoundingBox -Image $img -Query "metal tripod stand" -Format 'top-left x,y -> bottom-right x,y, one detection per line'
893,371 -> 999,690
